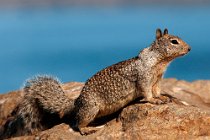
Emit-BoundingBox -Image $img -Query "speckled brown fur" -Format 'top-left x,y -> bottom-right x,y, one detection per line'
74,28 -> 191,133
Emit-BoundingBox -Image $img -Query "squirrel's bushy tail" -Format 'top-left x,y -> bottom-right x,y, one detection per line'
1,75 -> 74,139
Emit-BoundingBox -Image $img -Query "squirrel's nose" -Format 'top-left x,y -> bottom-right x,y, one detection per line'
188,47 -> 191,52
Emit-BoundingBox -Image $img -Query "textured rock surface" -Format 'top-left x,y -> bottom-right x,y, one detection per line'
1,79 -> 210,140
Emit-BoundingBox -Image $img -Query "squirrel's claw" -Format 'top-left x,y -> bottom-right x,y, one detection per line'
79,127 -> 98,135
143,95 -> 171,105
157,95 -> 171,103
147,98 -> 164,105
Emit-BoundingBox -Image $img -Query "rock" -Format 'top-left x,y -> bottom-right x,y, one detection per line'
119,103 -> 210,139
0,90 -> 24,126
1,79 -> 210,140
161,79 -> 210,110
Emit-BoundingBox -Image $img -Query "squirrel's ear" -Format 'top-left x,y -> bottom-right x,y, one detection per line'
164,28 -> 168,35
156,28 -> 162,39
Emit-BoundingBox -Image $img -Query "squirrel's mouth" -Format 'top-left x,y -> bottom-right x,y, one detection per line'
181,46 -> 191,56
178,50 -> 190,57
180,50 -> 190,56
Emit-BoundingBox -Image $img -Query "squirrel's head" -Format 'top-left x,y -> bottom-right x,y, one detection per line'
151,28 -> 191,59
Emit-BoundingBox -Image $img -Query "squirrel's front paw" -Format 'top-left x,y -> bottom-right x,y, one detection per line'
145,97 -> 164,105
157,95 -> 171,103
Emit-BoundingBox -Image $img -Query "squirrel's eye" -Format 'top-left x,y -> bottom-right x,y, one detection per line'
171,40 -> 179,44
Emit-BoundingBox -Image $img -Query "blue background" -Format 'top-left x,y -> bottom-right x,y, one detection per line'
0,6 -> 210,93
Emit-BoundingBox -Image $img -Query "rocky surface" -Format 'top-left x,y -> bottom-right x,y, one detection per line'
1,78 -> 210,140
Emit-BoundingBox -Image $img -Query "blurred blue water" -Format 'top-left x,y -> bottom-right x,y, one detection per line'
0,6 -> 210,93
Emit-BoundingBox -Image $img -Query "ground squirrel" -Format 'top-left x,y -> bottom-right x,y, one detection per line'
1,28 -> 191,138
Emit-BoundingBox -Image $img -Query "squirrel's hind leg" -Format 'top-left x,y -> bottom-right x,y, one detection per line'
74,104 -> 100,135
